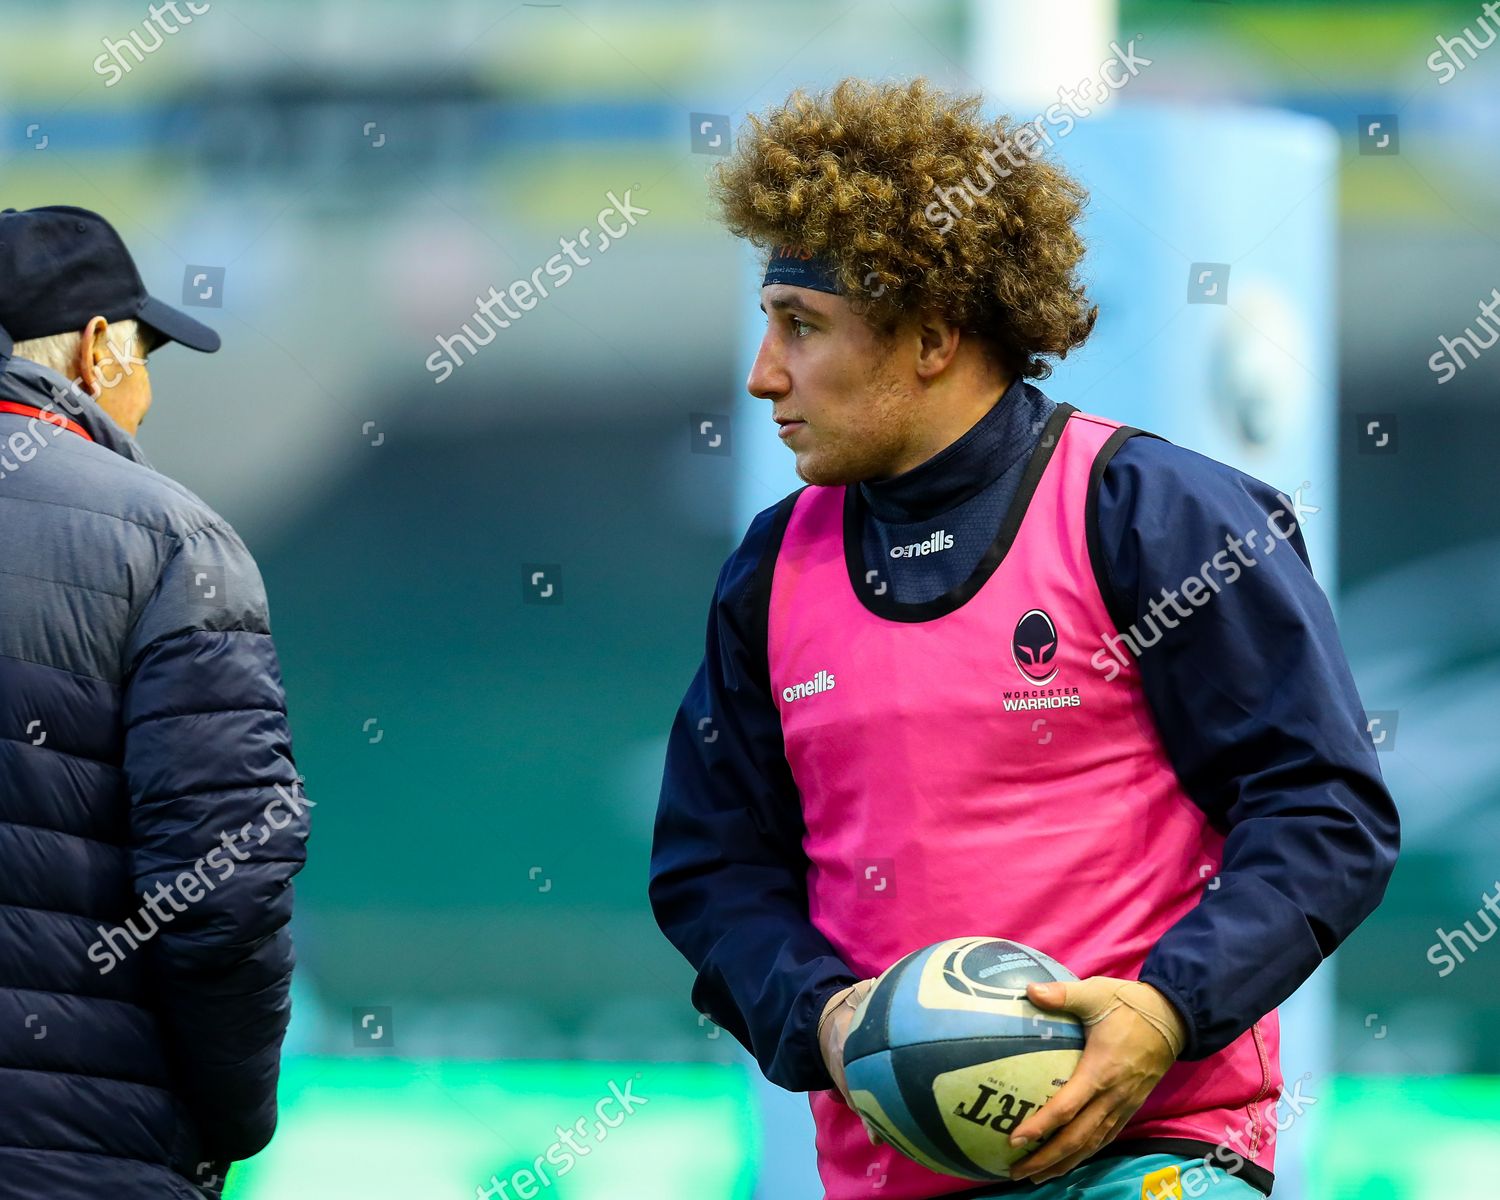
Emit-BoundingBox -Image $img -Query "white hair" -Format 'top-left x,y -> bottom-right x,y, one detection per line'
10,319 -> 153,380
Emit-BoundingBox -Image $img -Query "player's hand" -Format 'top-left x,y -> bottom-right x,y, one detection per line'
1006,977 -> 1186,1184
817,979 -> 885,1145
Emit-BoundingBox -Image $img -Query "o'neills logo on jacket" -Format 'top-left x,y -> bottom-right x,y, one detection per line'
890,530 -> 954,558
783,669 -> 835,703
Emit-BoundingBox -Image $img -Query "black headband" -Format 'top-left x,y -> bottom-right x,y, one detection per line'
762,244 -> 844,294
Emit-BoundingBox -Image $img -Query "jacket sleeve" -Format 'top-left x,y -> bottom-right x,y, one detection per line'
120,521 -> 310,1161
1096,436 -> 1399,1060
649,500 -> 859,1092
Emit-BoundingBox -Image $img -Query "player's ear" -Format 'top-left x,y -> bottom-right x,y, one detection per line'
912,310 -> 962,381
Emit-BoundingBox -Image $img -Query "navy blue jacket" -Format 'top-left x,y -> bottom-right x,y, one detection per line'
650,379 -> 1398,1092
0,357 -> 309,1199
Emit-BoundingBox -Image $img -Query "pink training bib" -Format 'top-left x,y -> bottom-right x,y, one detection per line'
768,407 -> 1280,1200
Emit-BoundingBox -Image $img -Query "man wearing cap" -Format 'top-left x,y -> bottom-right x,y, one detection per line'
0,206 -> 309,1199
649,80 -> 1397,1199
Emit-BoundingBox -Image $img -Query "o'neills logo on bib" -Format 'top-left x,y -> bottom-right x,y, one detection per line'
783,669 -> 835,703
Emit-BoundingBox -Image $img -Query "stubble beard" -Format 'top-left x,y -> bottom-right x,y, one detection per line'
793,353 -> 915,487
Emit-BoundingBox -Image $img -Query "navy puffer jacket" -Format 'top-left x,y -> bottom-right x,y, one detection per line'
0,356 -> 309,1199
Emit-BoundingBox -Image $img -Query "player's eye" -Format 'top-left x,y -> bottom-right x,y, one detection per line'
789,315 -> 813,337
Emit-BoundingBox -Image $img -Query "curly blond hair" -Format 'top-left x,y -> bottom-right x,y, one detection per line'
710,77 -> 1097,380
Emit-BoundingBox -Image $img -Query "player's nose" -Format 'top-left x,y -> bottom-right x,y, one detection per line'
747,332 -> 789,401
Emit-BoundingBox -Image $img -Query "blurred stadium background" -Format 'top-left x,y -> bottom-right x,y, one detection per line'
2,0 -> 1497,1195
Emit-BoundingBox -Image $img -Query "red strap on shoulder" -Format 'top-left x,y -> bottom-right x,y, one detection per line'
0,399 -> 95,442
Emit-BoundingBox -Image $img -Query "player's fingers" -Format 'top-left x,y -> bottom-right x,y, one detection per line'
1009,1094 -> 1115,1182
1093,1105 -> 1134,1153
1028,977 -> 1117,1022
1008,1069 -> 1095,1146
1025,980 -> 1069,1010
1019,1140 -> 1094,1186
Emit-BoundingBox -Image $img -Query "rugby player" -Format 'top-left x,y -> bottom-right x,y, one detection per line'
650,78 -> 1397,1200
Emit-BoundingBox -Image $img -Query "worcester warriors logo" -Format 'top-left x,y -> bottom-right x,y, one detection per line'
1011,609 -> 1060,686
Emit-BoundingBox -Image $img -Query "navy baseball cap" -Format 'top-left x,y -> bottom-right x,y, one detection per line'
0,205 -> 221,363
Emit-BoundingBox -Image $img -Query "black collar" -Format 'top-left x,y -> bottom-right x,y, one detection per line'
858,376 -> 1054,524
844,401 -> 1077,623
